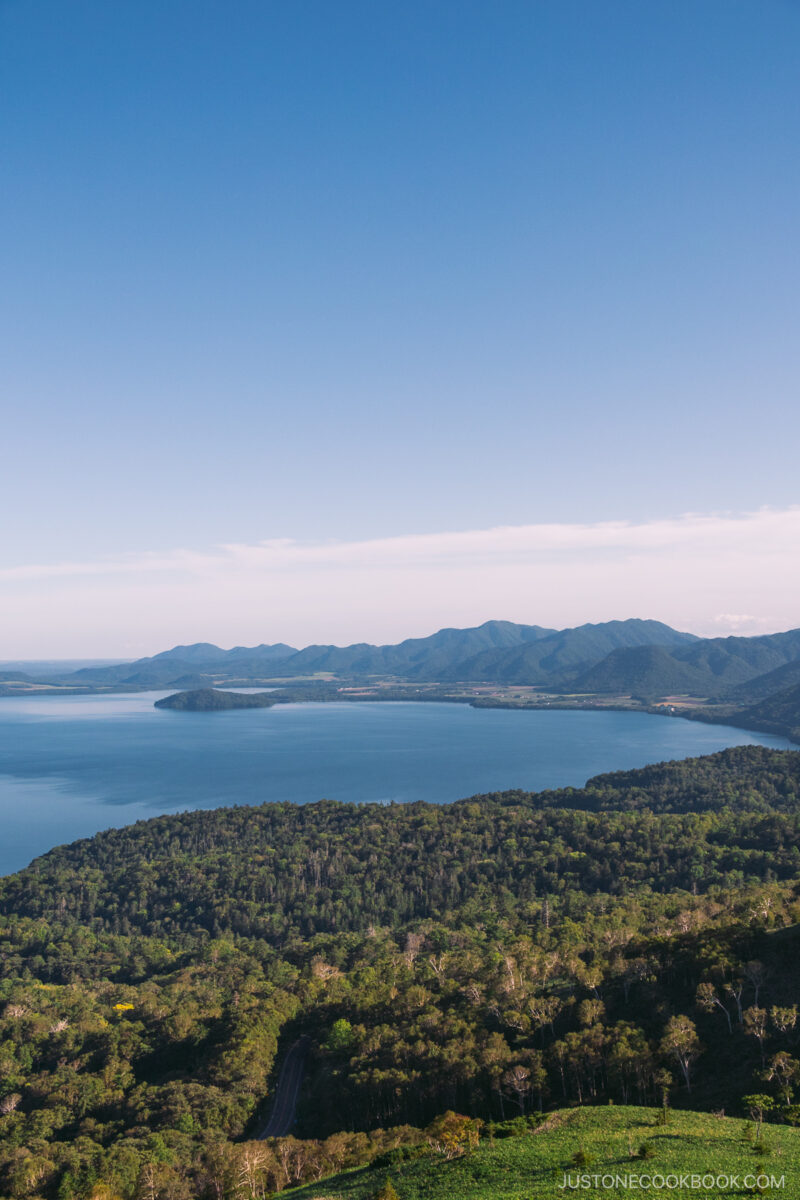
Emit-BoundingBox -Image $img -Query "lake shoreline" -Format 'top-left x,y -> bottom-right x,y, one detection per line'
150,684 -> 800,747
4,678 -> 798,746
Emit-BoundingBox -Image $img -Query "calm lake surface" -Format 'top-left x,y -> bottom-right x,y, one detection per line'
0,693 -> 792,876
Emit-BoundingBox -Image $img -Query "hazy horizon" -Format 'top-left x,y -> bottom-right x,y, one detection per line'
3,505 -> 800,658
4,606 -> 800,669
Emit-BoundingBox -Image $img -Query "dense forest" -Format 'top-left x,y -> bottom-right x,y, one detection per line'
2,746 -> 800,1198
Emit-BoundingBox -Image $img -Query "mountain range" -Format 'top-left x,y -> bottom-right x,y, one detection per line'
54,617 -> 800,705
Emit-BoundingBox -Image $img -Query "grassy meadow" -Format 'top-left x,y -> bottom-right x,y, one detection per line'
283,1106 -> 798,1199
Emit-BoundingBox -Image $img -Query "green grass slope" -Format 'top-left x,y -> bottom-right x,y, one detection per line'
283,1106 -> 799,1200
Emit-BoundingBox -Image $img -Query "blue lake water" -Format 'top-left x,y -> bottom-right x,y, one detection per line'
0,692 -> 793,876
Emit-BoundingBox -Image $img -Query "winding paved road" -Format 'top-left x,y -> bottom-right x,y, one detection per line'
256,1036 -> 311,1139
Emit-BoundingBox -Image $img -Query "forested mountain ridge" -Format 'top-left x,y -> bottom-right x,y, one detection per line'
64,642 -> 299,688
3,747 -> 800,1198
44,621 -> 800,709
432,619 -> 697,684
559,630 -> 800,698
54,618 -> 693,688
662,628 -> 800,693
736,682 -> 800,742
264,619 -> 557,679
726,658 -> 800,704
569,645 -> 712,695
58,619 -> 559,686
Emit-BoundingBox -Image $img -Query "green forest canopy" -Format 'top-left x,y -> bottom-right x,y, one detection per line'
2,745 -> 800,1198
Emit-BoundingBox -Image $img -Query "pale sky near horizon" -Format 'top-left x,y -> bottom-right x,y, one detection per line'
4,509 -> 800,658
2,2 -> 799,656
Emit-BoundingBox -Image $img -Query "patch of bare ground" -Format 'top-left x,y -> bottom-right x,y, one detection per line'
531,1111 -> 572,1135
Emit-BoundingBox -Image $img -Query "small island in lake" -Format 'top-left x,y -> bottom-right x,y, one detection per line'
154,687 -> 277,711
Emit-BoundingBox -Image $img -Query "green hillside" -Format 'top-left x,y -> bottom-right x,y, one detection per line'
561,630 -> 800,700
436,619 -> 697,685
725,660 -> 800,705
284,1106 -> 798,1200
570,644 -> 711,695
739,683 -> 800,741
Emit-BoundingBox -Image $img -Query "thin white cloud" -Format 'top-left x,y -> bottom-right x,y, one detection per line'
711,613 -> 774,631
4,506 -> 800,580
1,507 -> 799,656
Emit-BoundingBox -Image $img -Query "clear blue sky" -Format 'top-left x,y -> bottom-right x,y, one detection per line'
1,1 -> 799,652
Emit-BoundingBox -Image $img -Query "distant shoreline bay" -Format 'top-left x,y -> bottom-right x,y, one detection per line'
152,683 -> 800,746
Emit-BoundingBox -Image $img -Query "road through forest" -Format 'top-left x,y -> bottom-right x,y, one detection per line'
255,1036 -> 311,1139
